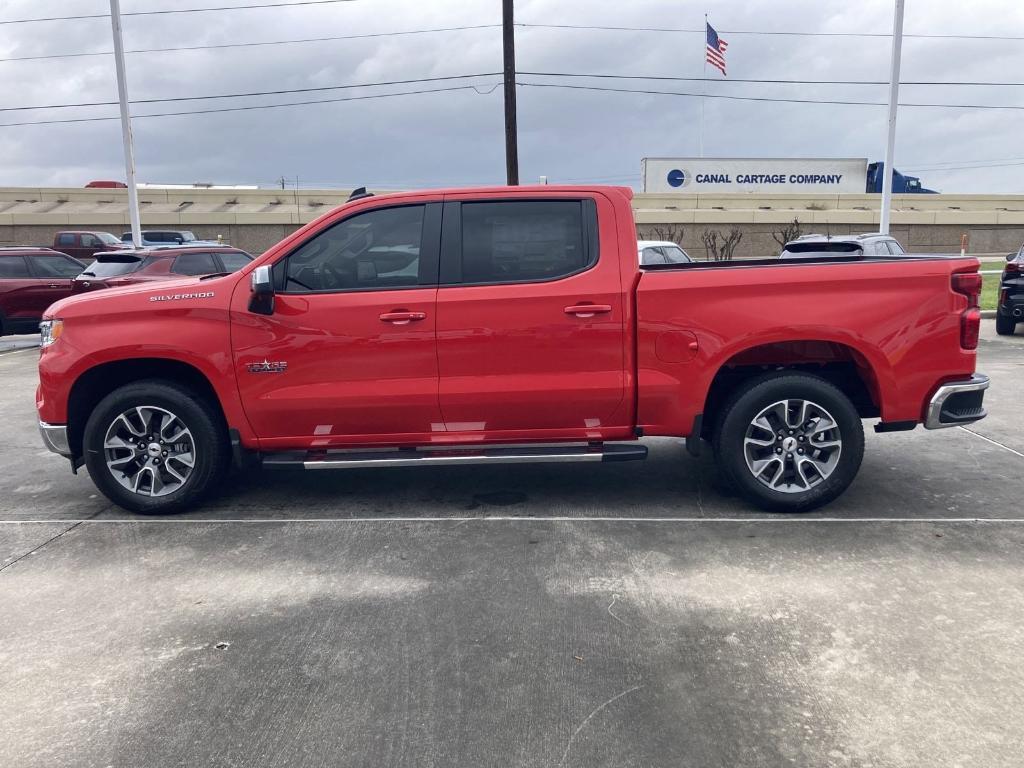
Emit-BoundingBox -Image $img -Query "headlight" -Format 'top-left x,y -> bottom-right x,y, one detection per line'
40,319 -> 64,348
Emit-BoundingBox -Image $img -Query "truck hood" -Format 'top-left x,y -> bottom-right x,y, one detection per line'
45,274 -> 236,318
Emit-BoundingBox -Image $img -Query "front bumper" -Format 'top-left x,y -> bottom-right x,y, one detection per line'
39,421 -> 72,457
924,374 -> 989,430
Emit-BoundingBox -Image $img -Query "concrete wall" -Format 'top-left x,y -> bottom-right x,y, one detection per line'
2,186 -> 1023,258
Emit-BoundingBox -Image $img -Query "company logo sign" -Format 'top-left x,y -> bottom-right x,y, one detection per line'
667,169 -> 689,188
666,168 -> 846,187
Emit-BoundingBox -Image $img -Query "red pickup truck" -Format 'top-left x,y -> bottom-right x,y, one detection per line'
36,185 -> 988,514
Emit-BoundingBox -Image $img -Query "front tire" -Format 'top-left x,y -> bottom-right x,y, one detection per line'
83,380 -> 228,514
712,372 -> 865,513
996,313 -> 1017,336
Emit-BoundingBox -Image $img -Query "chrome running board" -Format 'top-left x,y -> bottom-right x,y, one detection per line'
263,443 -> 648,470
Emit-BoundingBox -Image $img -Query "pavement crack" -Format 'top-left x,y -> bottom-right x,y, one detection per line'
559,685 -> 643,766
0,512 -> 99,574
606,593 -> 630,627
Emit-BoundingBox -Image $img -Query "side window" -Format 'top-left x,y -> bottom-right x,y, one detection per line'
458,200 -> 590,284
279,204 -> 426,293
886,240 -> 905,255
28,255 -> 83,278
171,252 -> 218,276
57,233 -> 76,246
640,247 -> 666,265
216,251 -> 252,273
81,234 -> 101,247
0,256 -> 31,278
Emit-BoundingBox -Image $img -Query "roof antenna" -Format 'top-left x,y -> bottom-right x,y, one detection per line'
348,186 -> 373,202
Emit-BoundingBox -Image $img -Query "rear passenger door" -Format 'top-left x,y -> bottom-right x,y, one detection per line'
435,195 -> 627,439
25,253 -> 83,312
0,255 -> 38,322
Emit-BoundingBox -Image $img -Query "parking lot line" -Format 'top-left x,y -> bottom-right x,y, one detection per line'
0,516 -> 1023,524
959,426 -> 1024,458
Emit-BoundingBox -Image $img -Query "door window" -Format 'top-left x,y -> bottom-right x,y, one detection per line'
886,240 -> 905,255
57,233 -> 76,246
215,250 -> 253,273
0,256 -> 31,278
172,251 -> 218,276
456,200 -> 592,284
28,254 -> 83,278
641,247 -> 666,265
277,204 -> 426,293
81,234 -> 102,248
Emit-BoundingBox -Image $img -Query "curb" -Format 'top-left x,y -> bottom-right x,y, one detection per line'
981,310 -> 997,318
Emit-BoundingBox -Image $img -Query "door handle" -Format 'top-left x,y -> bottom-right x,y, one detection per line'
48,283 -> 60,288
379,311 -> 426,325
564,304 -> 612,318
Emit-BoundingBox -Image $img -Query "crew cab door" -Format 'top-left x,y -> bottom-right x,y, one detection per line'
25,253 -> 82,310
435,194 -> 628,440
230,202 -> 443,447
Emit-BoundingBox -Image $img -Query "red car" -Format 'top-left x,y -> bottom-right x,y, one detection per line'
73,246 -> 253,293
37,185 -> 987,514
0,247 -> 84,336
52,231 -> 130,262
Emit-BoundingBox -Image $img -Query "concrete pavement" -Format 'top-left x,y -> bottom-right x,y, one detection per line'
1,326 -> 1023,767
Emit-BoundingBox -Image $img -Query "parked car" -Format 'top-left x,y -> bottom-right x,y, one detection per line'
780,233 -> 906,259
996,245 -> 1023,335
85,180 -> 127,189
120,230 -> 218,246
73,246 -> 253,293
0,247 -> 84,336
638,240 -> 694,266
52,231 -> 130,261
37,186 -> 986,515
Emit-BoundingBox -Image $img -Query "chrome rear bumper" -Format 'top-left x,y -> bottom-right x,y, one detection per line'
924,374 -> 990,430
39,421 -> 72,457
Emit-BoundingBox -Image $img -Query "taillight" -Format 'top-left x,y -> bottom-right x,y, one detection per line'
961,307 -> 981,350
952,272 -> 982,308
952,271 -> 982,350
1006,262 -> 1020,274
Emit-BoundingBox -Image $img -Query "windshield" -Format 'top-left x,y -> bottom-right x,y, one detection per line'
662,245 -> 693,264
96,232 -> 122,245
180,231 -> 197,242
79,255 -> 144,278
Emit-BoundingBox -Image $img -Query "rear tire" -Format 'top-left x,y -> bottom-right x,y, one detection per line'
996,313 -> 1017,336
712,372 -> 865,513
83,380 -> 228,514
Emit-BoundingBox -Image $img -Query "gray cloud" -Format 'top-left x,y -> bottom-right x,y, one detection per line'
0,0 -> 1021,192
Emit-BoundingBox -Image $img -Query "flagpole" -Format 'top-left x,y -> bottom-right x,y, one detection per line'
699,12 -> 707,157
880,0 -> 905,235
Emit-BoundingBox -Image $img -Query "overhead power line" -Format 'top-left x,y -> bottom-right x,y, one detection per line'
0,84 -> 498,128
520,71 -> 1024,87
516,81 -> 1024,111
0,25 -> 501,63
515,22 -> 1024,42
0,0 -> 357,25
0,73 -> 502,113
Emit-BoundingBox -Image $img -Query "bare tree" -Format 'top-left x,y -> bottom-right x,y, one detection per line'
700,229 -> 719,261
719,228 -> 743,261
700,228 -> 742,261
771,218 -> 803,248
638,224 -> 685,245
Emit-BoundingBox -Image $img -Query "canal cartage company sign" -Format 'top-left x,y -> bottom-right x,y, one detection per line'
642,158 -> 868,194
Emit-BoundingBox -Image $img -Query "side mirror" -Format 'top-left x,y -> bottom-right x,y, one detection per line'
249,265 -> 275,315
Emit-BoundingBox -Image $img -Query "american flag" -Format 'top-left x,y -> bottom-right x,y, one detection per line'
705,22 -> 728,76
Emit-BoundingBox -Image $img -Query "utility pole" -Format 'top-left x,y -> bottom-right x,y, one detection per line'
109,0 -> 142,247
880,0 -> 905,235
502,0 -> 519,185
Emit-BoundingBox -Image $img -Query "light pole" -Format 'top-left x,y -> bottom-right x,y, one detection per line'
109,0 -> 142,247
880,0 -> 905,235
502,0 -> 519,185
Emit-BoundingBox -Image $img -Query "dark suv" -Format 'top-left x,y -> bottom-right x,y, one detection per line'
74,245 -> 252,293
0,247 -> 85,335
996,246 -> 1023,335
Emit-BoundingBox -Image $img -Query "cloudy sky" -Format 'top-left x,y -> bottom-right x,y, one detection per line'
0,0 -> 1022,192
